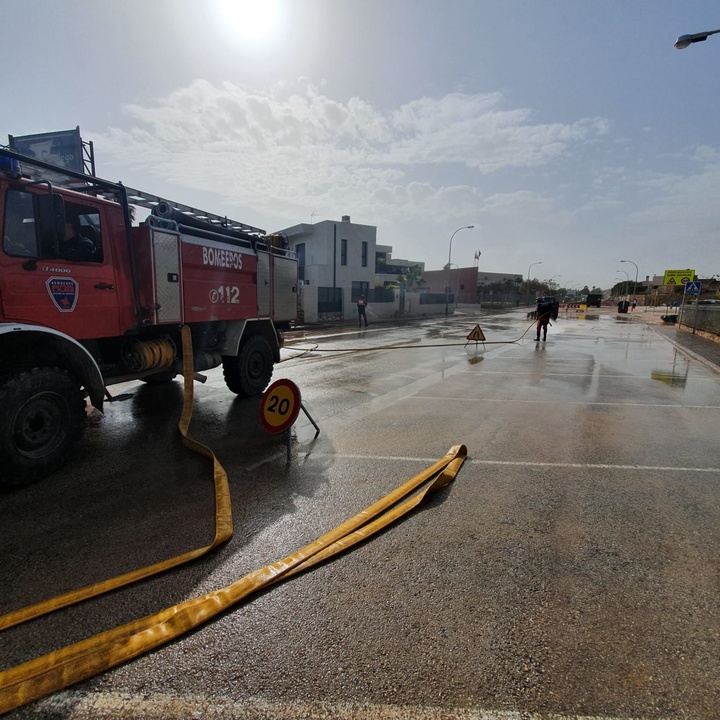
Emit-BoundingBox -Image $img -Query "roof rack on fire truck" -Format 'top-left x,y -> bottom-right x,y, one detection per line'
0,145 -> 266,238
122,186 -> 266,237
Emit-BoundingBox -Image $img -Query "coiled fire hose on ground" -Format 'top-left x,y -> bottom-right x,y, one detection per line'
0,326 -> 466,714
0,326 -> 233,633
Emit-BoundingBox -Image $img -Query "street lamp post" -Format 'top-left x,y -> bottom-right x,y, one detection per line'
526,261 -> 542,306
445,262 -> 462,309
620,259 -> 638,303
616,269 -> 630,298
674,28 -> 720,49
445,225 -> 474,316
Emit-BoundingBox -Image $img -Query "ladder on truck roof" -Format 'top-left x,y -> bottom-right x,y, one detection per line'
0,145 -> 267,238
123,186 -> 267,237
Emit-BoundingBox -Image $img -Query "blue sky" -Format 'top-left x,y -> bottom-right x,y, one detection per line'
3,1 -> 720,290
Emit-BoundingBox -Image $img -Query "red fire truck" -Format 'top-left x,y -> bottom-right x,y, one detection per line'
0,148 -> 297,488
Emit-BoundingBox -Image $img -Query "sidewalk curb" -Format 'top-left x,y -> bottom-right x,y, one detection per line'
648,324 -> 720,375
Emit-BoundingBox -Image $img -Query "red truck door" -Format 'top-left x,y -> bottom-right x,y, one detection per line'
1,190 -> 122,339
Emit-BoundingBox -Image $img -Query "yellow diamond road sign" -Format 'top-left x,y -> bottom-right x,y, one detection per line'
467,325 -> 486,342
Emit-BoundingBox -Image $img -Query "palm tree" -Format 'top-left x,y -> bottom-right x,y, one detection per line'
400,264 -> 425,289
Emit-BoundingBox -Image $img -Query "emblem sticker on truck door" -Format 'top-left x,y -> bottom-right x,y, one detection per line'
46,276 -> 78,312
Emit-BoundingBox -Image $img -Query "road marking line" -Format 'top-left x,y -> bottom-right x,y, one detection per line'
31,690 -> 658,720
461,370 -> 714,379
468,459 -> 720,473
329,455 -> 720,474
409,397 -> 720,409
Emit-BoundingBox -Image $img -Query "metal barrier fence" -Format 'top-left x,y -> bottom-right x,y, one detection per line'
367,287 -> 396,303
679,305 -> 720,335
318,287 -> 343,313
421,292 -> 451,304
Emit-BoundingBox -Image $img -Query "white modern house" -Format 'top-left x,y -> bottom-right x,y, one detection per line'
277,215 -> 438,324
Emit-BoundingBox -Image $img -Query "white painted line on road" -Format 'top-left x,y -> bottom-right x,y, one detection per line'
245,450 -> 292,471
409,396 -> 720,409
467,459 -> 720,473
461,370 -> 715,379
325,454 -> 720,474
30,690 -> 659,720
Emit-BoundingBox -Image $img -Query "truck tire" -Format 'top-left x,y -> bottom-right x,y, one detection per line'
0,368 -> 87,490
222,335 -> 274,397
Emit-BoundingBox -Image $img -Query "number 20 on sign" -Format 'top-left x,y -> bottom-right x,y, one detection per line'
260,379 -> 302,434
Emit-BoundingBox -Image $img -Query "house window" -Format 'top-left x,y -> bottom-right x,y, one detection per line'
296,242 -> 305,281
341,238 -> 347,266
361,241 -> 368,267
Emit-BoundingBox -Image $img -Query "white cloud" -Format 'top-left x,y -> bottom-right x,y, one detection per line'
90,78 -> 720,282
94,79 -> 607,227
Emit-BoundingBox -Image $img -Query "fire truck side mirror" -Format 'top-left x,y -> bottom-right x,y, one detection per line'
37,193 -> 66,256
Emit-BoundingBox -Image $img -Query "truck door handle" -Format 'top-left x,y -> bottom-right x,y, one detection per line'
94,282 -> 115,290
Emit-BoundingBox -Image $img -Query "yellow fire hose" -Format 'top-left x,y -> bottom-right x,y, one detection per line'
0,326 -> 233,633
0,325 -> 466,713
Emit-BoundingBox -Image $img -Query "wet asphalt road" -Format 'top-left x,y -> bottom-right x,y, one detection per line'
2,307 -> 720,719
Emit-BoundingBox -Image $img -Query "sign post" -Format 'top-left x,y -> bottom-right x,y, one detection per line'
663,269 -> 696,323
685,281 -> 702,335
260,379 -> 319,461
685,280 -> 701,296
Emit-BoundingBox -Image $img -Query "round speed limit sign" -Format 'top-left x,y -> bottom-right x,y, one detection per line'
260,379 -> 302,433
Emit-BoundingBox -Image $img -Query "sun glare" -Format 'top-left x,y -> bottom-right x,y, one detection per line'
218,0 -> 280,42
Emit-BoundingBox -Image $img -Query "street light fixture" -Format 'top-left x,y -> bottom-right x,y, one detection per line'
526,261 -> 542,306
620,259 -> 638,302
445,225 -> 474,316
674,29 -> 720,49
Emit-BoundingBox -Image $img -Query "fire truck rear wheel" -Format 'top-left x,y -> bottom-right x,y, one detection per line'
0,368 -> 86,490
223,335 -> 274,397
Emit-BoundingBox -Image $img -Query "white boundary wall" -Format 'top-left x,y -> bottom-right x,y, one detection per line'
297,287 -> 448,325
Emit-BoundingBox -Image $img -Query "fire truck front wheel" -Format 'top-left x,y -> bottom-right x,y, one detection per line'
223,335 -> 274,397
0,368 -> 86,490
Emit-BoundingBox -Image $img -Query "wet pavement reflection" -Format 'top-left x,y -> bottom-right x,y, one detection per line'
2,306 -> 720,719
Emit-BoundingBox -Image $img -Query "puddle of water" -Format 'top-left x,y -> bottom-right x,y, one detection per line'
650,370 -> 688,388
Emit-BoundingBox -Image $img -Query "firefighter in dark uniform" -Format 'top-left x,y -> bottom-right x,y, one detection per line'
535,297 -> 554,341
60,219 -> 96,261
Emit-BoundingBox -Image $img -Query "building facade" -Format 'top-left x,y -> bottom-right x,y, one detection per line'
277,215 -> 427,323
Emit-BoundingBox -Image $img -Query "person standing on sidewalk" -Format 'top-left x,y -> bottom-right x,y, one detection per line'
357,294 -> 369,328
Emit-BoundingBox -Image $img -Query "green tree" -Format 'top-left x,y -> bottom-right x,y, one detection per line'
400,264 -> 425,289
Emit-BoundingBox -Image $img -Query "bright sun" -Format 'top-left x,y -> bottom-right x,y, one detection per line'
217,0 -> 280,42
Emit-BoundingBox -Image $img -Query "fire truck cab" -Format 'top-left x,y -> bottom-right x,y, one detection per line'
0,149 -> 297,488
